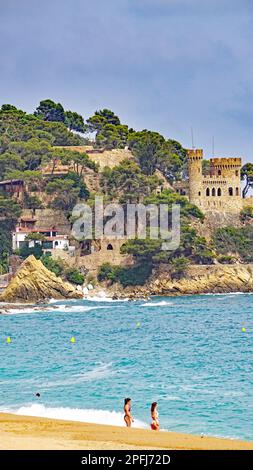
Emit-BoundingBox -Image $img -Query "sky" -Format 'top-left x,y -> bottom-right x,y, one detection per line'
1,0 -> 253,162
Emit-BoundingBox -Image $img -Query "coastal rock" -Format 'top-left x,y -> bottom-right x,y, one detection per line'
109,264 -> 253,299
0,255 -> 83,303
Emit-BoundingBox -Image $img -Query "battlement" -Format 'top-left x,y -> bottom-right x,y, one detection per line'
187,148 -> 242,214
187,149 -> 203,160
210,158 -> 241,167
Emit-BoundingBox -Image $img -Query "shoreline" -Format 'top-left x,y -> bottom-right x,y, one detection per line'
0,412 -> 253,450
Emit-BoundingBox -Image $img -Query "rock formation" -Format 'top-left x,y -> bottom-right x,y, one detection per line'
0,255 -> 83,303
110,264 -> 253,298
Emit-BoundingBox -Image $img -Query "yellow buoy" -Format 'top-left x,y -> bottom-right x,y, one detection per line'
70,336 -> 76,343
6,336 -> 11,344
242,327 -> 246,332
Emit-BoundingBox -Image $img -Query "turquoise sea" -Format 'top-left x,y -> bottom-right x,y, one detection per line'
0,293 -> 253,440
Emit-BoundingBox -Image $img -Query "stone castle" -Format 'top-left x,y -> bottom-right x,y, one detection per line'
187,149 -> 245,213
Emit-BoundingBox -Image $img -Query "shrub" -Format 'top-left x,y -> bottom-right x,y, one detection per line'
213,226 -> 253,262
240,206 -> 253,221
97,263 -> 119,282
65,267 -> 85,285
217,255 -> 236,264
40,253 -> 64,276
170,257 -> 190,279
98,262 -> 152,286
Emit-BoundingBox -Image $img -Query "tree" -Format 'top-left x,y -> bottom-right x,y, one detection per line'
45,178 -> 80,212
0,195 -> 21,272
34,99 -> 65,123
100,159 -> 159,203
241,163 -> 253,198
95,124 -> 129,149
129,130 -> 165,175
0,195 -> 21,221
25,232 -> 46,242
1,104 -> 18,112
0,152 -> 25,179
64,111 -> 85,132
7,138 -> 51,170
86,109 -> 122,147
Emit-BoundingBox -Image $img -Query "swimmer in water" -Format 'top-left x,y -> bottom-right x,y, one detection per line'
150,402 -> 159,431
124,398 -> 134,427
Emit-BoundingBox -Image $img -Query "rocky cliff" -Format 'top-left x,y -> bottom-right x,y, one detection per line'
111,264 -> 253,298
0,255 -> 83,303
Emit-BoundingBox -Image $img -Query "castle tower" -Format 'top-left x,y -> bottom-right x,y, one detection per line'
210,158 -> 241,193
187,149 -> 203,206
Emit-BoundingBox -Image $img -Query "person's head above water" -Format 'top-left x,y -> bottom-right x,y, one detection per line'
124,398 -> 131,406
35,393 -> 41,398
151,402 -> 157,412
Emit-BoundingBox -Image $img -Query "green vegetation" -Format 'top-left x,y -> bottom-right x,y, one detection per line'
40,254 -> 64,276
2,98 -> 253,287
41,254 -> 84,285
240,206 -> 253,221
98,262 -> 153,287
0,195 -> 21,272
65,267 -> 85,285
100,160 -> 160,203
171,257 -> 190,279
217,255 -> 236,264
213,226 -> 253,262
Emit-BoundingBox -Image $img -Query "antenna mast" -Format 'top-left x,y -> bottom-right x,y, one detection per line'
191,127 -> 195,149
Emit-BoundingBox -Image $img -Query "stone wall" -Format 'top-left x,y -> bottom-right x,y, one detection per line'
187,149 -> 243,214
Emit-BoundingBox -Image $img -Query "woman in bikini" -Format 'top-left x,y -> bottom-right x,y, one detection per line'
151,402 -> 159,430
124,398 -> 134,427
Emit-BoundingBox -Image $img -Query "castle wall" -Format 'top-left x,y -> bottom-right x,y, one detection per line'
187,150 -> 242,213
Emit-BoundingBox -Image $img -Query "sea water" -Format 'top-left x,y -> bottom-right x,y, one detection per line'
0,293 -> 253,440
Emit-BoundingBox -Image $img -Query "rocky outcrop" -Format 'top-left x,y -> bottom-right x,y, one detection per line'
110,264 -> 253,298
0,255 -> 83,303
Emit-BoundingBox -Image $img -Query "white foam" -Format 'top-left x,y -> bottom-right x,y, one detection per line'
85,295 -> 129,302
1,304 -> 108,315
140,300 -> 172,307
5,404 -> 148,429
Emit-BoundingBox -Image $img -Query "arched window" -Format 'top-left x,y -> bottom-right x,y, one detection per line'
235,170 -> 239,176
236,187 -> 239,196
212,188 -> 216,197
218,170 -> 221,176
54,241 -> 59,247
107,244 -> 113,250
206,188 -> 210,196
228,187 -> 233,196
198,191 -> 201,196
217,188 -> 222,196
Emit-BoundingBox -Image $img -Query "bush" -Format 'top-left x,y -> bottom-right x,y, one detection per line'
65,268 -> 85,285
217,255 -> 236,264
213,226 -> 253,262
18,243 -> 43,260
98,262 -> 152,286
240,206 -> 253,221
117,263 -> 153,287
170,257 -> 190,279
40,254 -> 64,276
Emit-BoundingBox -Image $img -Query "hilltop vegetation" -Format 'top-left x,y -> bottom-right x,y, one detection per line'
1,99 -> 253,284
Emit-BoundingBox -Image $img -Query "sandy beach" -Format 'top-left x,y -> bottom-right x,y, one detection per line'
0,413 -> 253,450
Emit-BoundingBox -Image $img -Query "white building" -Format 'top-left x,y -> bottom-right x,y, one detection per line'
12,217 -> 71,253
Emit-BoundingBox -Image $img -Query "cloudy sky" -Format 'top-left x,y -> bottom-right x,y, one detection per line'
1,0 -> 253,161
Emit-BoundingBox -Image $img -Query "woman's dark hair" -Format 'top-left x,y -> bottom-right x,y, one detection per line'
124,398 -> 131,405
151,402 -> 157,413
